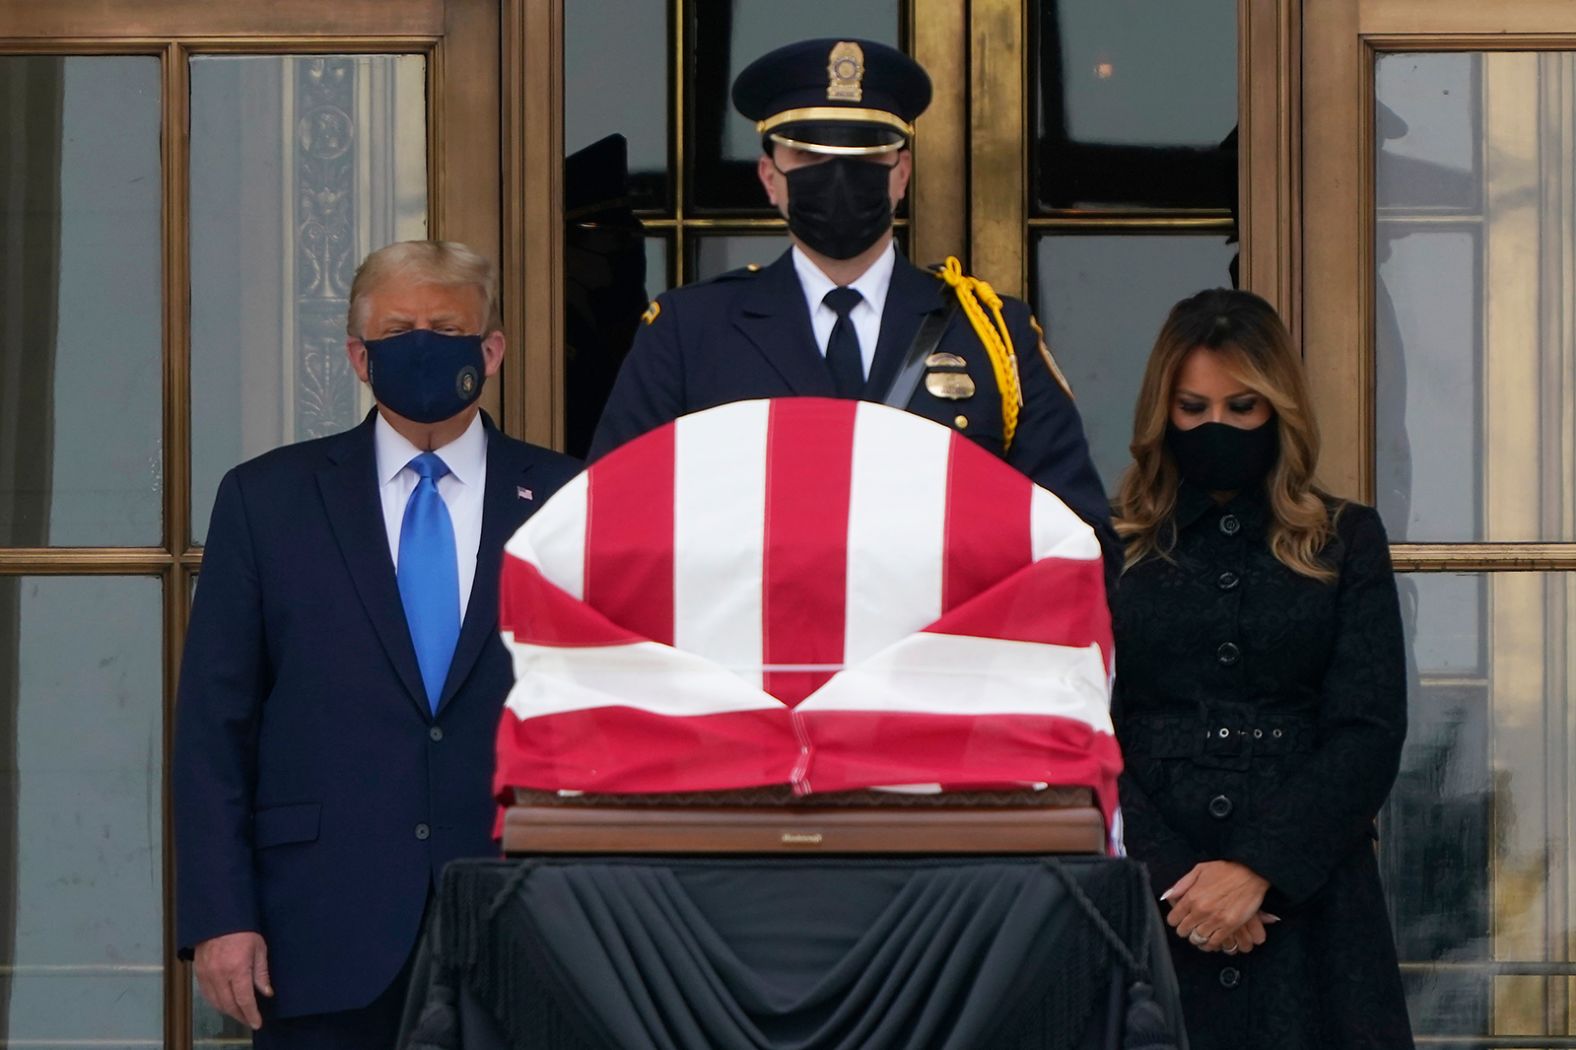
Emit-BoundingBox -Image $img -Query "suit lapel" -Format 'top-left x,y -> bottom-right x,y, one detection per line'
732,252 -> 838,396
316,415 -> 429,713
866,254 -> 950,400
436,421 -> 533,712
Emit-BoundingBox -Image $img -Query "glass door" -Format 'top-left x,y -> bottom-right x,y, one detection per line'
1306,1 -> 1576,1043
0,2 -> 501,1046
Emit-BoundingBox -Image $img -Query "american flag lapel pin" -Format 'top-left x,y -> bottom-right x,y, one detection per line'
517,486 -> 534,501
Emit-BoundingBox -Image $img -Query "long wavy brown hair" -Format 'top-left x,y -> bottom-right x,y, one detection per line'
1113,288 -> 1337,581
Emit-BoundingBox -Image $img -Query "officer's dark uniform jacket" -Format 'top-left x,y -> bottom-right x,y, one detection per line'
589,248 -> 1116,567
1112,483 -> 1414,1049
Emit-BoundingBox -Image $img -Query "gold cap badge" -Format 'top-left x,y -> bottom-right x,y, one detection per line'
827,41 -> 865,102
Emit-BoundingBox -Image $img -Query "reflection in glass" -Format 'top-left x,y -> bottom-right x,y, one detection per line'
1382,570 -> 1576,1041
692,234 -> 791,282
189,54 -> 427,545
1032,233 -> 1238,490
1031,1 -> 1236,212
1375,52 -> 1575,542
0,57 -> 163,547
0,576 -> 163,1044
1374,229 -> 1478,542
565,134 -> 650,459
687,1 -> 901,212
1374,54 -> 1480,211
566,0 -> 669,211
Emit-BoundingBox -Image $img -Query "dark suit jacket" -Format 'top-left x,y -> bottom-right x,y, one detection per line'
589,250 -> 1116,568
174,411 -> 579,1018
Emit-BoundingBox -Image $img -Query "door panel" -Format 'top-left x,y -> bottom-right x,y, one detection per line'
1306,2 -> 1576,1042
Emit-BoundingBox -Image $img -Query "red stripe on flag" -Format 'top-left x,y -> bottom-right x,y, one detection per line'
493,705 -> 798,799
942,435 -> 1031,613
762,399 -> 857,706
585,425 -> 675,645
924,557 -> 1114,672
798,709 -> 1124,838
499,554 -> 643,647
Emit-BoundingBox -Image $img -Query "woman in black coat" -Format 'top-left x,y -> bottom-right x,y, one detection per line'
1110,289 -> 1413,1049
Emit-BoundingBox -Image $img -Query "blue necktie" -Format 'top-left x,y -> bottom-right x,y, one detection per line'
823,286 -> 866,398
398,452 -> 460,712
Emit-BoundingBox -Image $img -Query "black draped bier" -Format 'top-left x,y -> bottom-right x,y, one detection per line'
400,856 -> 1186,1050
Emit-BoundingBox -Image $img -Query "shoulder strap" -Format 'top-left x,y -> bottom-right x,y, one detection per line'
880,302 -> 959,409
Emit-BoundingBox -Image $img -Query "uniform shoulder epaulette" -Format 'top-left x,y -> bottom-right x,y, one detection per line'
641,264 -> 764,325
929,257 -> 1023,449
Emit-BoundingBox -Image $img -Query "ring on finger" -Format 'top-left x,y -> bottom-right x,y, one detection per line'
1223,938 -> 1239,955
1188,929 -> 1209,946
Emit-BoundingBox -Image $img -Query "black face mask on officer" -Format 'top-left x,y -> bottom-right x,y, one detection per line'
777,156 -> 894,260
1166,418 -> 1280,493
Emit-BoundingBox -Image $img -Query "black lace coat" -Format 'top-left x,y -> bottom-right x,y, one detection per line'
1112,485 -> 1414,1050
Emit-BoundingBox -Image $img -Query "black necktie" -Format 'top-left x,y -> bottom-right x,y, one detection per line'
822,286 -> 865,398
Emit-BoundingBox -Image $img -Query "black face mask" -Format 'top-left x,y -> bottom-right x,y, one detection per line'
779,157 -> 894,260
1166,419 -> 1280,493
362,329 -> 486,424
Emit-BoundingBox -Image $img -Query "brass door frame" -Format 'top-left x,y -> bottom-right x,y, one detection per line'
963,0 -> 1299,312
0,4 -> 501,1047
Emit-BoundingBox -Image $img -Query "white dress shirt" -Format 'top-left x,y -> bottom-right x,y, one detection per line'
375,412 -> 488,620
791,241 -> 897,378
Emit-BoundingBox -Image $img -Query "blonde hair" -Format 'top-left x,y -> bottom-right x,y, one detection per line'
1113,288 -> 1338,581
346,240 -> 501,337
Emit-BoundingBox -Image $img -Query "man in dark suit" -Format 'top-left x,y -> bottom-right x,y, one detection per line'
174,241 -> 580,1047
590,38 -> 1115,567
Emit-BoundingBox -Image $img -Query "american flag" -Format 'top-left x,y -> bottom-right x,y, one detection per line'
495,398 -> 1121,843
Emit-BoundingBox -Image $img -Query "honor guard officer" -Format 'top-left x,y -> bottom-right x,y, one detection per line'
589,38 -> 1117,573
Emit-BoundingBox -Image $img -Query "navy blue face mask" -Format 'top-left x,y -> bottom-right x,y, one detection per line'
362,329 -> 486,424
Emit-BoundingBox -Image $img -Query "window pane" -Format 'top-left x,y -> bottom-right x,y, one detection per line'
1382,571 -> 1576,1041
692,233 -> 790,282
189,55 -> 427,545
1031,1 -> 1237,212
0,576 -> 163,1044
0,57 -> 163,547
565,0 -> 669,212
1375,53 -> 1480,212
1032,233 -> 1238,491
1375,52 -> 1575,542
687,1 -> 901,212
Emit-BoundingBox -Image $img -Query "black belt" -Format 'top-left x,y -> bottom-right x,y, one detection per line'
1120,710 -> 1316,761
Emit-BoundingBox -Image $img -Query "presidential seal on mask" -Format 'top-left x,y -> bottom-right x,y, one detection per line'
589,37 -> 1119,579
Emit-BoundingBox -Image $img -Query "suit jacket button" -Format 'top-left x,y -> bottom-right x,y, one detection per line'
1208,794 -> 1233,819
1219,514 -> 1241,536
429,726 -> 444,742
415,823 -> 431,841
1216,641 -> 1240,666
1219,966 -> 1241,989
1217,571 -> 1239,591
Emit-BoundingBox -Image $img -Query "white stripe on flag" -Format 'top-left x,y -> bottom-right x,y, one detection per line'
842,403 -> 949,665
1029,483 -> 1100,562
507,470 -> 589,599
674,402 -> 768,688
797,632 -> 1114,731
501,633 -> 783,719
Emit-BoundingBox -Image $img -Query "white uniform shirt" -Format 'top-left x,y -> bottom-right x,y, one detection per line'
374,411 -> 487,620
791,240 -> 897,379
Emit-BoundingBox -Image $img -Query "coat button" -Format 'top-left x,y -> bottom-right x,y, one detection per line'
1208,794 -> 1233,819
1219,966 -> 1241,989
429,726 -> 444,742
1219,514 -> 1241,536
1216,641 -> 1240,665
415,823 -> 431,841
1217,571 -> 1239,591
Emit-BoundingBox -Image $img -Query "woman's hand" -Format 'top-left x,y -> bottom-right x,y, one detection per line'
1162,861 -> 1272,952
